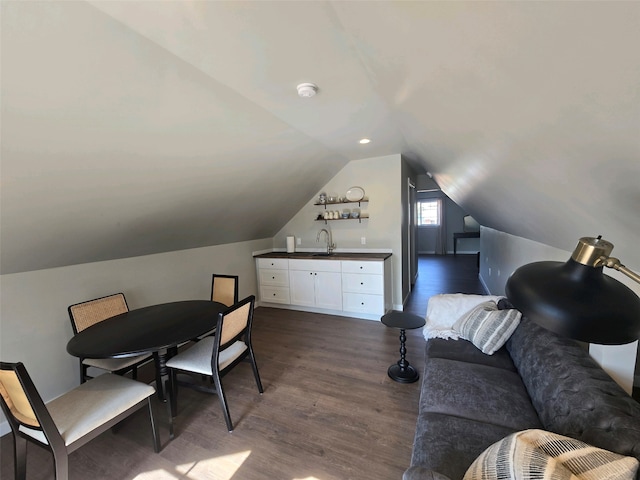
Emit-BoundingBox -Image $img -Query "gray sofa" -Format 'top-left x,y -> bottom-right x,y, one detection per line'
404,305 -> 640,480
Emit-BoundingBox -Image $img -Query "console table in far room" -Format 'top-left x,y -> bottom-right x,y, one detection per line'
453,231 -> 480,256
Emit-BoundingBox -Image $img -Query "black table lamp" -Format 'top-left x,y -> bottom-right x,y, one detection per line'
505,236 -> 640,345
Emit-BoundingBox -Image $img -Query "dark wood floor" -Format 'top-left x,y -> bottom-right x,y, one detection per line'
404,253 -> 485,317
0,255 -> 483,480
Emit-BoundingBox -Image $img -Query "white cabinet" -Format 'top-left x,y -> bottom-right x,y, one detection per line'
342,260 -> 389,316
289,259 -> 342,310
255,254 -> 391,321
257,258 -> 290,304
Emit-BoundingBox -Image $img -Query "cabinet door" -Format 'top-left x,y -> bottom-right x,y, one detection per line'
290,270 -> 316,307
315,271 -> 342,310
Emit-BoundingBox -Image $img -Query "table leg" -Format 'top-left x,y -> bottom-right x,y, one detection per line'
153,349 -> 176,402
387,328 -> 419,383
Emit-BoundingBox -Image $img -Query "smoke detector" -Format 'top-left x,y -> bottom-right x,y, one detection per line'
297,83 -> 318,98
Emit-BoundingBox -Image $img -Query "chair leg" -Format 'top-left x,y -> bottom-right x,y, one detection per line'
249,349 -> 264,393
147,398 -> 161,453
212,370 -> 233,432
153,352 -> 164,402
13,433 -> 27,480
52,448 -> 69,480
80,361 -> 87,384
168,368 -> 178,418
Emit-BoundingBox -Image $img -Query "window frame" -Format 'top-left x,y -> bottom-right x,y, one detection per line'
417,198 -> 441,227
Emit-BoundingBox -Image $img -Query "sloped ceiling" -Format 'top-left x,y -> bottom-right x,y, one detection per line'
1,1 -> 638,274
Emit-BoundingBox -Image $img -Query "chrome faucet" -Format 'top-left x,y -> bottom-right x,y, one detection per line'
316,228 -> 336,255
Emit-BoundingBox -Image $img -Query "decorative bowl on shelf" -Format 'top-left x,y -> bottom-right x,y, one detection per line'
351,211 -> 360,219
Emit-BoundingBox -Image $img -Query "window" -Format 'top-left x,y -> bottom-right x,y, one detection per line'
417,199 -> 440,226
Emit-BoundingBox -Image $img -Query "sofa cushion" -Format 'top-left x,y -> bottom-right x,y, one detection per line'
453,301 -> 521,355
506,317 -> 640,461
410,412 -> 520,480
425,338 -> 517,372
464,429 -> 639,480
420,357 -> 542,431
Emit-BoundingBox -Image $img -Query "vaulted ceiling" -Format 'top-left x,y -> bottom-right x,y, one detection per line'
2,1 -> 639,274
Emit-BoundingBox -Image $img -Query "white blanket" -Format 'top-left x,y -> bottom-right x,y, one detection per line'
423,293 -> 504,340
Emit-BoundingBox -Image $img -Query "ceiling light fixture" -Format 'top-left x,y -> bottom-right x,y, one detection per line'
359,138 -> 371,144
297,83 -> 318,98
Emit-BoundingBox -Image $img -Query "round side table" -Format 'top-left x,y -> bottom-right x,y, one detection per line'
381,311 -> 426,383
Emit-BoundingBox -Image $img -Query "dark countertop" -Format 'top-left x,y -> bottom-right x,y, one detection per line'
254,251 -> 391,261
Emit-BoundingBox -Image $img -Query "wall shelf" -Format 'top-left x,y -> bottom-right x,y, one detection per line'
314,199 -> 368,208
315,214 -> 369,224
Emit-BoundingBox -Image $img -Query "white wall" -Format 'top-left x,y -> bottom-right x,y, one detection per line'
0,237 -> 271,435
274,154 -> 404,308
480,227 -> 639,395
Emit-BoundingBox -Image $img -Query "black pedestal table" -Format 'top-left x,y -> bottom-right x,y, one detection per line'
381,311 -> 426,383
67,300 -> 227,401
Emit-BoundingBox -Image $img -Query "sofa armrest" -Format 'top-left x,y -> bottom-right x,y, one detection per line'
403,467 -> 452,480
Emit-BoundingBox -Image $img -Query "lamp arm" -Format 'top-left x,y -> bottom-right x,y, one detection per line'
596,256 -> 640,285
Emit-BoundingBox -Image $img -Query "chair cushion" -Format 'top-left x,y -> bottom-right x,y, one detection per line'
453,301 -> 521,355
83,353 -> 151,371
21,374 -> 155,446
464,429 -> 639,480
166,336 -> 247,375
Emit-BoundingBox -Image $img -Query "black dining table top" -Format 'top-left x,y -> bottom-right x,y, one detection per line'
66,300 -> 227,359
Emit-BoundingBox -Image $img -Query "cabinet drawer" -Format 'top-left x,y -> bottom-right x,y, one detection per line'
257,258 -> 289,270
342,292 -> 384,315
341,260 -> 383,275
342,273 -> 384,295
260,286 -> 290,304
259,269 -> 289,287
289,259 -> 341,272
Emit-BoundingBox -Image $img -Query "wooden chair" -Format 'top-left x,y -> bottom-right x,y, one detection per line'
194,274 -> 239,340
68,293 -> 153,384
211,274 -> 239,307
166,295 -> 263,432
0,362 -> 160,480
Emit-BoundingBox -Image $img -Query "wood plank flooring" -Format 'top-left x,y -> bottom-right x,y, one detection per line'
0,254 -> 483,480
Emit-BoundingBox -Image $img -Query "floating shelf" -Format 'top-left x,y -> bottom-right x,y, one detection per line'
314,199 -> 368,208
315,214 -> 369,224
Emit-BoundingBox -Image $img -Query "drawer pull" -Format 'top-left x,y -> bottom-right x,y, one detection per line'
272,276 -> 275,279
360,282 -> 364,285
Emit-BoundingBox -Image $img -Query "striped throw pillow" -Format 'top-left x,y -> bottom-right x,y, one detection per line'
453,301 -> 521,355
464,429 -> 639,480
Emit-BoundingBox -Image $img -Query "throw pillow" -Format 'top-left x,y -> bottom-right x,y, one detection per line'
453,300 -> 521,355
423,294 -> 504,341
464,429 -> 639,480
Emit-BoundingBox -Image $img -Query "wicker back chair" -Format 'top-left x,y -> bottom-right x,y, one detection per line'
211,274 -> 239,307
167,295 -> 262,432
0,362 -> 160,480
68,293 -> 152,383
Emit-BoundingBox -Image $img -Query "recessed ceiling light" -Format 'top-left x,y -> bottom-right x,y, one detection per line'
359,138 -> 371,144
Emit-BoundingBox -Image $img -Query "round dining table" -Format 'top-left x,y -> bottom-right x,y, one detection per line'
67,300 -> 227,401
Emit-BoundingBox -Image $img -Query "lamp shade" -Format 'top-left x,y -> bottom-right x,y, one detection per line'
506,258 -> 640,345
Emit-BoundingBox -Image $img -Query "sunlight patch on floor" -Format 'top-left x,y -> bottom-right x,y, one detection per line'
176,450 -> 252,479
134,469 -> 179,479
